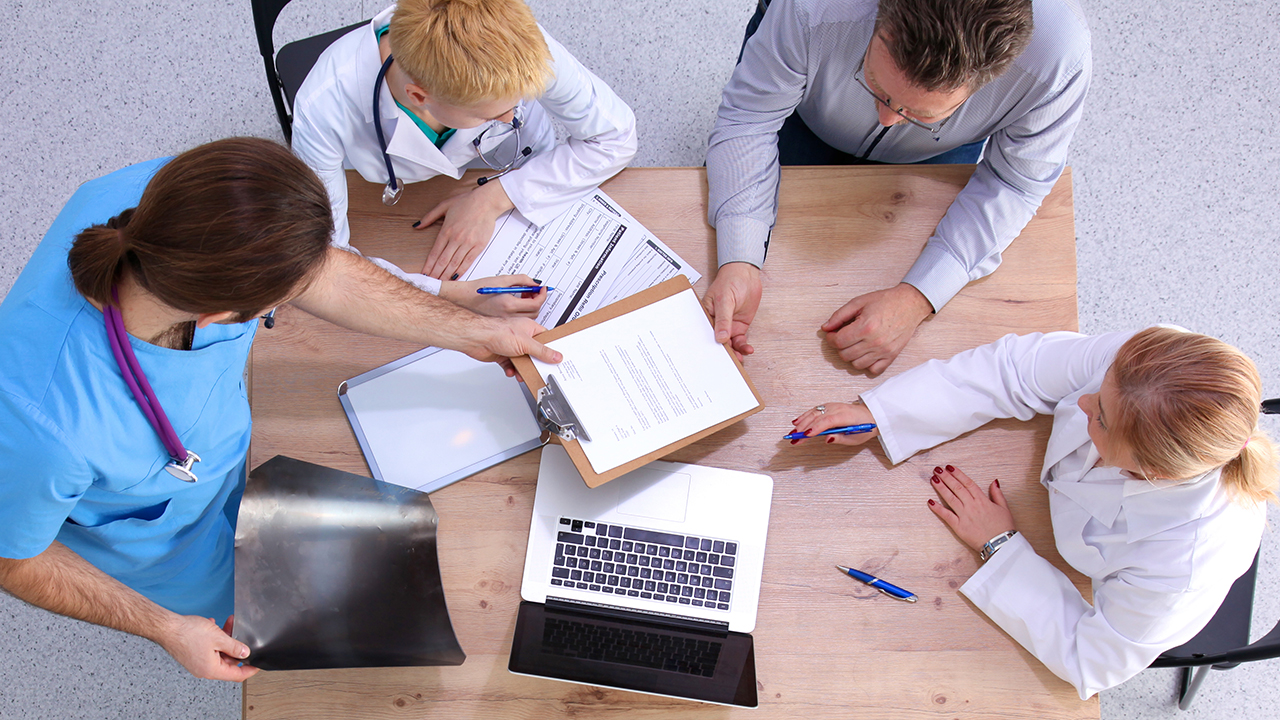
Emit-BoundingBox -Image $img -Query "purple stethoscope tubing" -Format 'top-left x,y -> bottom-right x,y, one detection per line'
105,287 -> 198,481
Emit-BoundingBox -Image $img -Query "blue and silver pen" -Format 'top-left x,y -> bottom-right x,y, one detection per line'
836,564 -> 917,603
783,423 -> 876,440
476,285 -> 555,295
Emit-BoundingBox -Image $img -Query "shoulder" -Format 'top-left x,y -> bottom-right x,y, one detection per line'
0,159 -> 166,409
1117,471 -> 1264,594
1,156 -> 166,319
294,21 -> 372,114
1013,0 -> 1093,88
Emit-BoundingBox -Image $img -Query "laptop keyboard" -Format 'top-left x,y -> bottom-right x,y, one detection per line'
541,616 -> 723,677
550,517 -> 738,611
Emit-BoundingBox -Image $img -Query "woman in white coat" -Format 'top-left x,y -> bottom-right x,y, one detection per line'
791,328 -> 1277,699
292,0 -> 637,296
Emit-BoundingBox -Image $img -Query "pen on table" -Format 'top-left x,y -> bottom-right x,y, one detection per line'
783,423 -> 875,440
476,286 -> 555,295
836,565 -> 917,603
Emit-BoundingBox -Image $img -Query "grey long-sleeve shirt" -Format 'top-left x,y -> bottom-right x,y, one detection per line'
706,0 -> 1091,310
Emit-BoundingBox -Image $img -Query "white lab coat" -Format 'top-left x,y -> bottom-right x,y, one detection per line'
860,330 -> 1265,699
291,4 -> 638,291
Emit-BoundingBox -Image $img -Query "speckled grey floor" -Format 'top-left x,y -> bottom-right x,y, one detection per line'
0,0 -> 1276,718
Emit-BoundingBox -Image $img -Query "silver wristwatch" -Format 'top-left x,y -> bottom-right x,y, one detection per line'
980,531 -> 1017,562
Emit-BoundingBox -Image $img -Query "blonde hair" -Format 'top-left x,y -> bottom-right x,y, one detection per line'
388,0 -> 552,106
1109,327 -> 1278,505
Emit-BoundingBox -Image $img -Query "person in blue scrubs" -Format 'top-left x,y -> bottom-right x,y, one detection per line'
0,137 -> 561,682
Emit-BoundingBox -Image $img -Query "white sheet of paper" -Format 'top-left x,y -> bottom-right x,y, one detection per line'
463,191 -> 701,328
530,289 -> 759,474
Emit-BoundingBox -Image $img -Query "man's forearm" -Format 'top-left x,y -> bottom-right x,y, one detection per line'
0,541 -> 174,644
292,247 -> 501,355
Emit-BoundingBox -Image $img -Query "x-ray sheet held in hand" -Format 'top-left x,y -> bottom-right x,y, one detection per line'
462,190 -> 702,328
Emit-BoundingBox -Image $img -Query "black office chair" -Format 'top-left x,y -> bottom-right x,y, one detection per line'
251,0 -> 369,143
1146,398 -> 1280,709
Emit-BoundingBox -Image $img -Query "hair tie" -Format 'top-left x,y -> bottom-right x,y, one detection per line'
1242,437 -> 1251,451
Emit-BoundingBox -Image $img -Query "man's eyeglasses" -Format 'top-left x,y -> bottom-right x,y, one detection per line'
473,107 -> 533,186
854,56 -> 959,136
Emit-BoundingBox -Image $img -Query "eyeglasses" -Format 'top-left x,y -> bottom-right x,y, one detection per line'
854,56 -> 959,136
472,107 -> 532,185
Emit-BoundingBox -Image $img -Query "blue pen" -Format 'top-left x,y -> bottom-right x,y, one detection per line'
476,285 -> 555,295
783,423 -> 876,440
836,565 -> 917,603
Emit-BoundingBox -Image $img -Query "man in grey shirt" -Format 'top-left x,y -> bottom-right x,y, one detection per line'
704,0 -> 1091,373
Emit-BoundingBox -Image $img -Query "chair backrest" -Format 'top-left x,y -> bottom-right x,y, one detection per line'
251,0 -> 296,58
250,0 -> 299,142
249,0 -> 368,144
1150,550 -> 1280,669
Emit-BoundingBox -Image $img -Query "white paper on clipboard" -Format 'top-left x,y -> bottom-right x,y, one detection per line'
338,348 -> 544,494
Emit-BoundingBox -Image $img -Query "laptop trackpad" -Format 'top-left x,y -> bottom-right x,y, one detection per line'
614,468 -> 690,523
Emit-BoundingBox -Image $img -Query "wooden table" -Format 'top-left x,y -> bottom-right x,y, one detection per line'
246,166 -> 1091,719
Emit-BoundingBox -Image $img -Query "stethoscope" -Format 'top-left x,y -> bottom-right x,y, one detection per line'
373,55 -> 531,206
104,288 -> 201,482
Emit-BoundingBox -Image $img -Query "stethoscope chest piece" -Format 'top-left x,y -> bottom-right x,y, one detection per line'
165,450 -> 202,483
382,182 -> 403,206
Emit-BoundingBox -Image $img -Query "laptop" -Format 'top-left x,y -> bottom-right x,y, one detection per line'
511,445 -> 772,707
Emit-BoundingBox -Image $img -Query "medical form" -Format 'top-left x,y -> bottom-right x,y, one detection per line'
462,191 -> 701,327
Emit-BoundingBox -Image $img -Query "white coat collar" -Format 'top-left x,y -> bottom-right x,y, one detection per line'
1042,401 -> 1224,542
355,5 -> 477,178
1120,468 -> 1221,542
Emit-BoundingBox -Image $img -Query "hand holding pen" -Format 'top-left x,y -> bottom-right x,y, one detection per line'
789,401 -> 880,446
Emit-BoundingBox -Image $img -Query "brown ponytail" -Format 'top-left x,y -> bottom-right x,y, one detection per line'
1110,327 -> 1279,505
67,209 -> 136,306
67,137 -> 333,317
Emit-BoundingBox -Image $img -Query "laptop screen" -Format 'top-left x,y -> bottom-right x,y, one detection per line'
509,601 -> 758,707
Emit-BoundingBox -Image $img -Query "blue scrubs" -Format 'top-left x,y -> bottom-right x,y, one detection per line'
0,158 -> 256,622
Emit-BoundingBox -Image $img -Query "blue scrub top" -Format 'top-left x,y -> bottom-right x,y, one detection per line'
0,157 -> 257,622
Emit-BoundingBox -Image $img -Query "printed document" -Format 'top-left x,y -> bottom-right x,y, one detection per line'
463,191 -> 701,328
530,289 -> 759,474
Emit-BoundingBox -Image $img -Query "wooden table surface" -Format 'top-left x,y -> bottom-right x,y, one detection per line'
245,166 -> 1092,719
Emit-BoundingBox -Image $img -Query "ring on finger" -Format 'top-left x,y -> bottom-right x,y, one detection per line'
815,405 -> 826,414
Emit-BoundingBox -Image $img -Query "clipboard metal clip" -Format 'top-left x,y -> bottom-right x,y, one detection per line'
536,375 -> 592,443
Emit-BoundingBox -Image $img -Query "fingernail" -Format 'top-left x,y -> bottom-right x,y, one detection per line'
826,437 -> 835,443
533,278 -> 543,285
803,430 -> 811,436
933,466 -> 943,475
790,439 -> 800,445
791,417 -> 798,423
995,479 -> 1001,488
928,499 -> 936,506
931,475 -> 940,484
945,464 -> 955,472
240,648 -> 250,658
450,273 -> 459,281
412,221 -> 421,228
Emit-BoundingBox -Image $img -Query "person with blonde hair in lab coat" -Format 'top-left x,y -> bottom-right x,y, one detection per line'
291,0 -> 637,304
790,327 -> 1277,698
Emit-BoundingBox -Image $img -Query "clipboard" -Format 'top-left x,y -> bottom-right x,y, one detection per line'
511,276 -> 764,488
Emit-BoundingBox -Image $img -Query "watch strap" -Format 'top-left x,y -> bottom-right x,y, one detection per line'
980,530 -> 1017,562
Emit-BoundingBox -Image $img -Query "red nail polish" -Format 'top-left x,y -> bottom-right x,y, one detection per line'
928,499 -> 936,506
933,466 -> 943,475
945,465 -> 955,473
790,439 -> 800,445
826,437 -> 835,443
995,479 -> 1001,488
931,475 -> 940,484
